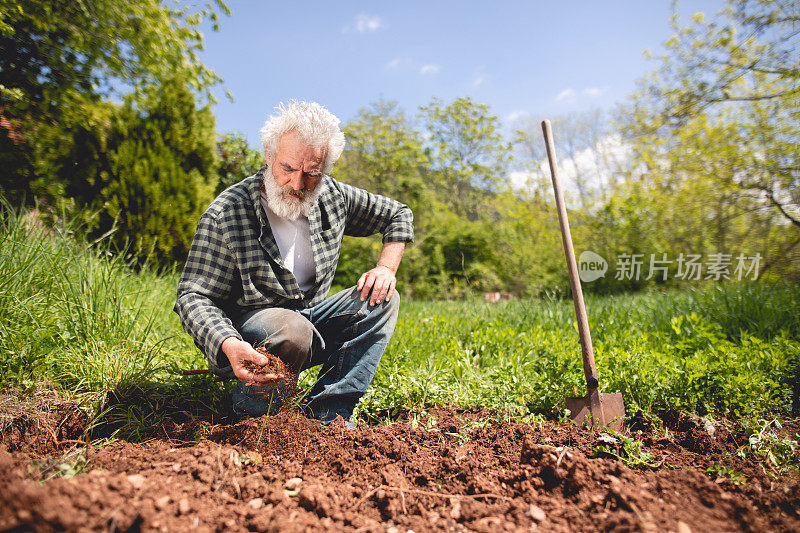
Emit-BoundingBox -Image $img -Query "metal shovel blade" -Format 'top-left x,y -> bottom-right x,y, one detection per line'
566,392 -> 625,432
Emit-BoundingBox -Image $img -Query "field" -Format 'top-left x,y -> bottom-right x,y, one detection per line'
1,209 -> 798,531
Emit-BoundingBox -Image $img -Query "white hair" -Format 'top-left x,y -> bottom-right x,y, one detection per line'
259,101 -> 346,174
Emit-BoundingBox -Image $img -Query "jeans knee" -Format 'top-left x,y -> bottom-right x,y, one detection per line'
272,313 -> 313,371
280,313 -> 314,352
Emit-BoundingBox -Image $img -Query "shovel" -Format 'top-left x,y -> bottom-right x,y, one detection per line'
541,120 -> 625,431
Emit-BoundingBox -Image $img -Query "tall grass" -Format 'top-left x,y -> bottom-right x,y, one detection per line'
1,204 -> 796,425
0,204 -> 202,396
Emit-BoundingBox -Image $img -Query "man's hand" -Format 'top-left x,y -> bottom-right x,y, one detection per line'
221,337 -> 283,386
357,265 -> 396,306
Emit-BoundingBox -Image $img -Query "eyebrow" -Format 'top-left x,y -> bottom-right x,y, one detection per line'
280,162 -> 322,176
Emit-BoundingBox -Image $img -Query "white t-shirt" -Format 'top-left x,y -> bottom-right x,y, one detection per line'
260,193 -> 315,291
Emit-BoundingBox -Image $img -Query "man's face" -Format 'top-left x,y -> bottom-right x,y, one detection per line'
267,130 -> 327,205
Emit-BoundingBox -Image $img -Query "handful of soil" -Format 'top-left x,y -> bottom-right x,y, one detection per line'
242,347 -> 287,381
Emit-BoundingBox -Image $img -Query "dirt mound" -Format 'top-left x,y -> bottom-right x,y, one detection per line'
1,400 -> 798,532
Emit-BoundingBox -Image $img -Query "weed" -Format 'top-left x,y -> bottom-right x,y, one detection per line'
255,390 -> 276,449
706,462 -> 748,485
738,418 -> 799,475
33,449 -> 90,481
592,431 -> 664,469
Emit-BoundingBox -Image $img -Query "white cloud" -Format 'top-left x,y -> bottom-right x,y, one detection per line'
386,58 -> 409,70
469,66 -> 487,87
509,170 -> 536,190
420,64 -> 440,75
351,13 -> 383,33
506,109 -> 530,123
556,88 -> 576,102
583,86 -> 608,98
510,135 -> 634,208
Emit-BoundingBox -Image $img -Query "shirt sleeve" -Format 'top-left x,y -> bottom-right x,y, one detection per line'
339,181 -> 415,243
174,211 -> 241,374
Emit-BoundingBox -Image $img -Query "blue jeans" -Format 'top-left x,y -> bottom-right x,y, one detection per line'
231,286 -> 400,423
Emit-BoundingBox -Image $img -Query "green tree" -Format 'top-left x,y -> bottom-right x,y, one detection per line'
627,0 -> 799,228
621,0 -> 800,279
0,0 -> 228,203
57,76 -> 219,265
216,132 -> 264,195
334,100 -> 432,296
420,96 -> 512,220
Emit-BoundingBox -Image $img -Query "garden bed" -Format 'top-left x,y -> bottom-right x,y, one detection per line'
1,394 -> 798,532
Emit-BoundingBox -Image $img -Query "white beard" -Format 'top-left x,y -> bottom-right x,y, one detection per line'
262,165 -> 323,221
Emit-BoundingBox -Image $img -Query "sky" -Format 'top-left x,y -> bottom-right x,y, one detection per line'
196,0 -> 729,149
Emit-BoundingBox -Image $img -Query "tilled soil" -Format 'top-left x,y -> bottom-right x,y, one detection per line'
1,397 -> 798,532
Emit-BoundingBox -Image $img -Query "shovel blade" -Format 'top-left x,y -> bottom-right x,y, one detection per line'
566,392 -> 625,431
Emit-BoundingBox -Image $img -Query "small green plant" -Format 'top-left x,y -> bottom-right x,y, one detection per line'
255,414 -> 271,449
706,462 -> 747,485
738,418 -> 799,475
592,431 -> 664,469
237,453 -> 257,466
255,394 -> 277,449
33,450 -> 90,482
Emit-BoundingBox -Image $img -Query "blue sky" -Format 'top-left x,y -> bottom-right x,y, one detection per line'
197,1 -> 728,148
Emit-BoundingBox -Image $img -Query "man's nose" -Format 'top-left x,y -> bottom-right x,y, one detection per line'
289,173 -> 305,190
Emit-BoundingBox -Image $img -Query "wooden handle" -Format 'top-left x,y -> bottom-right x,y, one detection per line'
541,120 -> 599,393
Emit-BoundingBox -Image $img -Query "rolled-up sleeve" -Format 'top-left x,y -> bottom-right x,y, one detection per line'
339,182 -> 414,243
174,212 -> 241,373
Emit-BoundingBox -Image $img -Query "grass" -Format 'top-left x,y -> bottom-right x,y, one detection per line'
360,285 -> 798,422
1,203 -> 797,436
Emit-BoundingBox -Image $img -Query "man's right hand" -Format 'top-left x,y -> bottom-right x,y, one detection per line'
221,337 -> 283,386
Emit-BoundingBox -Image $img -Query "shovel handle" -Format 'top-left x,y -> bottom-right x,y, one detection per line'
541,120 -> 599,392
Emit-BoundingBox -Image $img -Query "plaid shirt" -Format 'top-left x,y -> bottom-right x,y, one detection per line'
175,169 -> 414,374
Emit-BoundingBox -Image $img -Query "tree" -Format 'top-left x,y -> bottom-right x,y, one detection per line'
420,97 -> 512,219
626,0 -> 799,227
56,76 -> 219,266
513,110 -> 629,210
619,0 -> 800,279
216,132 -> 264,195
333,100 -> 432,295
0,0 -> 228,203
338,99 -> 430,207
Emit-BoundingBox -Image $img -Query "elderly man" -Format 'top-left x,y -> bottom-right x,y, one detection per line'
175,101 -> 413,424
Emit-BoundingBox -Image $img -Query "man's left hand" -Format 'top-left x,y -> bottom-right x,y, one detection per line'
357,265 -> 396,306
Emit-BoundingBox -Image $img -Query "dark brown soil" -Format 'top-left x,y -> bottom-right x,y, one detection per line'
1,394 -> 798,532
245,347 -> 287,379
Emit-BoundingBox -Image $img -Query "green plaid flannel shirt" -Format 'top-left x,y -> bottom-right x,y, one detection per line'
175,169 -> 414,374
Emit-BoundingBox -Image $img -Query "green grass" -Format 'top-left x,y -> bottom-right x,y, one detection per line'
1,204 -> 797,430
0,204 -> 204,397
360,288 -> 797,421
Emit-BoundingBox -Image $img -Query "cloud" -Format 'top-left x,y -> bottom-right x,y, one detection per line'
420,64 -> 440,75
506,109 -> 530,123
351,13 -> 383,33
509,135 -> 634,206
509,170 -> 537,190
469,66 -> 487,87
386,58 -> 410,70
583,86 -> 608,97
556,88 -> 576,102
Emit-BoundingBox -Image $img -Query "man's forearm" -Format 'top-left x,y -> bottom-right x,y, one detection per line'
377,241 -> 406,274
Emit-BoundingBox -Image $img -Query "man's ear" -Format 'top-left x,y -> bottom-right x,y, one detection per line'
264,148 -> 271,165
